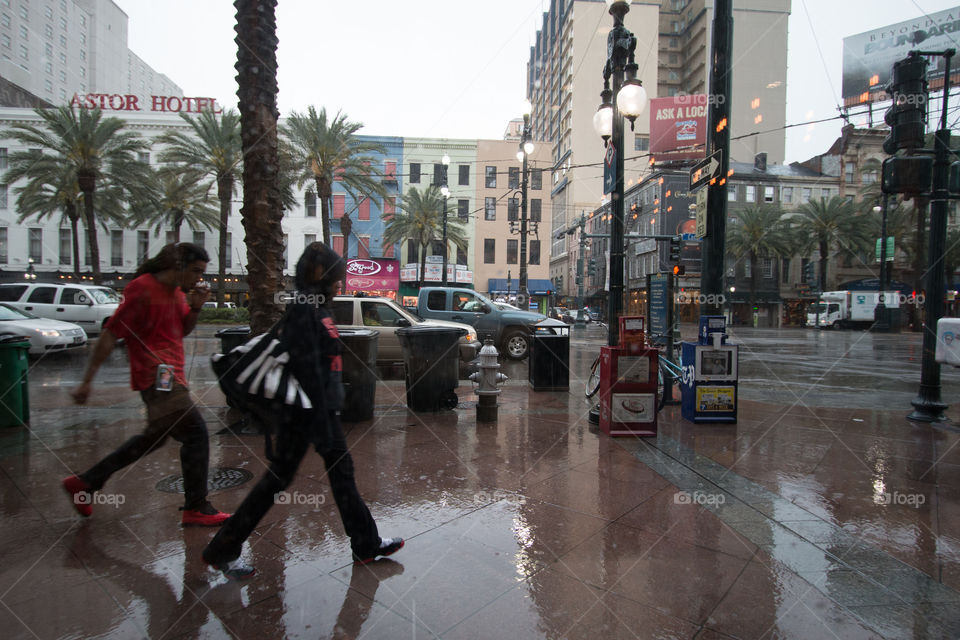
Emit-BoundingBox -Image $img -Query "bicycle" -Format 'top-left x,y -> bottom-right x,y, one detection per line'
584,335 -> 683,412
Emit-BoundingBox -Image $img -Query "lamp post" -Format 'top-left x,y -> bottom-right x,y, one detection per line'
514,101 -> 535,310
872,196 -> 891,332
593,0 -> 648,347
24,258 -> 36,281
440,153 -> 451,285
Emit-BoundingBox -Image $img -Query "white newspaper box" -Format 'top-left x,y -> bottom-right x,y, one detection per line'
935,318 -> 960,367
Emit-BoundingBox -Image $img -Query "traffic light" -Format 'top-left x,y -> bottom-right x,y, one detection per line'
672,264 -> 685,276
668,236 -> 681,262
587,258 -> 597,277
802,261 -> 815,284
882,155 -> 932,195
883,52 -> 928,155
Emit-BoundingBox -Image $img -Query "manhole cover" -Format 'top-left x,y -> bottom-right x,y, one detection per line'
156,466 -> 254,494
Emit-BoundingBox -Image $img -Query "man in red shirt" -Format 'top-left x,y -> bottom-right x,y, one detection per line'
63,243 -> 230,526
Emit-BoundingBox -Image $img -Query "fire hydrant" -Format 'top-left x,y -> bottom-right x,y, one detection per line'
469,339 -> 508,422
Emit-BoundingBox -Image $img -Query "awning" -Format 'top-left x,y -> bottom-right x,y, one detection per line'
487,278 -> 555,296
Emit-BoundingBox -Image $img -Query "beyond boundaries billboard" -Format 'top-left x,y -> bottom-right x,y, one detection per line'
842,7 -> 960,106
649,95 -> 708,162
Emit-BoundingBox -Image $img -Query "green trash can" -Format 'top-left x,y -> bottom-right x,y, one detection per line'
0,337 -> 30,427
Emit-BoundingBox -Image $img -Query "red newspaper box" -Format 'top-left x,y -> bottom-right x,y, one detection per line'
598,344 -> 658,437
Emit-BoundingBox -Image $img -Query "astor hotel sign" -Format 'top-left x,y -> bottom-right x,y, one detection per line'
69,93 -> 222,113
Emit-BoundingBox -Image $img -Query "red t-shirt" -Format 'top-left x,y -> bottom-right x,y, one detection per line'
106,273 -> 190,391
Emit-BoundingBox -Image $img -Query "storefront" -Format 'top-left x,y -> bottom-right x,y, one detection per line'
486,278 -> 555,314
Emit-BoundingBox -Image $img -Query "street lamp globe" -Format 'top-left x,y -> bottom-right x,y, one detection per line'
617,78 -> 647,124
592,103 -> 613,141
441,153 -> 450,166
521,99 -> 532,118
523,139 -> 535,155
516,149 -> 525,163
440,185 -> 450,198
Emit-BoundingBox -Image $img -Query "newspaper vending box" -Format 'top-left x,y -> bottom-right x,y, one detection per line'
598,316 -> 658,436
680,316 -> 738,423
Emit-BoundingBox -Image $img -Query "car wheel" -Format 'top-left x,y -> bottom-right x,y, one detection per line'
502,329 -> 529,360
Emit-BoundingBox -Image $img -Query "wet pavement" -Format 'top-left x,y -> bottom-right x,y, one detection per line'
2,323 -> 960,638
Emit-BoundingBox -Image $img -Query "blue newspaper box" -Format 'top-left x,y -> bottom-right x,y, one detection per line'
681,316 -> 738,423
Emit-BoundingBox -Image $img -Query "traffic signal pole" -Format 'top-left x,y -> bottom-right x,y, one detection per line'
909,48 -> 955,423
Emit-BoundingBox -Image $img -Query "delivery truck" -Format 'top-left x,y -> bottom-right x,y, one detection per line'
806,290 -> 900,329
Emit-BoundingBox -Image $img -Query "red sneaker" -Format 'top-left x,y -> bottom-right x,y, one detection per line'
62,475 -> 92,517
181,503 -> 231,526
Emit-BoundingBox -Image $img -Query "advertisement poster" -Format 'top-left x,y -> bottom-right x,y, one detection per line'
345,258 -> 399,293
697,386 -> 735,412
649,95 -> 708,162
842,7 -> 960,106
611,393 -> 656,423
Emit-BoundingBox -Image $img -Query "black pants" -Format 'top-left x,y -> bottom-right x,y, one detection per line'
80,386 -> 210,510
203,410 -> 379,565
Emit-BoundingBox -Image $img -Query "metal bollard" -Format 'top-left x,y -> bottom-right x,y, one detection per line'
468,339 -> 508,422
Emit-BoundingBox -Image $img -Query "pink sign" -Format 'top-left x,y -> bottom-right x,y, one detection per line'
648,95 -> 708,162
345,258 -> 399,292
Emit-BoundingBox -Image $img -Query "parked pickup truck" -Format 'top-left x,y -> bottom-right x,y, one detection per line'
413,287 -> 546,360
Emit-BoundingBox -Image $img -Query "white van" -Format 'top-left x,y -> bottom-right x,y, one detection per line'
0,283 -> 120,334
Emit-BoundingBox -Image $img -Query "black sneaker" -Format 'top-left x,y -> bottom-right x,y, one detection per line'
353,537 -> 405,565
207,558 -> 256,580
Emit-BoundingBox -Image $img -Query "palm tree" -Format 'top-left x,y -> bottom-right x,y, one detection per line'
2,106 -> 151,283
383,186 -> 467,289
157,109 -> 242,306
129,167 -> 220,243
235,0 -> 285,333
726,205 -> 793,308
281,106 -> 389,247
793,196 -> 872,291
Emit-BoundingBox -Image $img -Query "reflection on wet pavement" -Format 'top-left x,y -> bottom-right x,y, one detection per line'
0,324 -> 958,638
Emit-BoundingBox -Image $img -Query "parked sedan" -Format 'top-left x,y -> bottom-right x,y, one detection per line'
0,303 -> 87,354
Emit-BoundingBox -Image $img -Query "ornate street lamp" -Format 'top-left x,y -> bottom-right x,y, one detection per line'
440,153 -> 451,285
593,0 -> 647,346
512,100 -> 536,309
24,258 -> 36,280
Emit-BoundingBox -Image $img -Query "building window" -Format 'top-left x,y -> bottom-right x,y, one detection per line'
764,186 -> 775,203
358,197 -> 370,221
0,148 -> 6,171
225,233 -> 232,268
820,187 -> 832,200
137,152 -> 149,164
407,239 -> 418,264
762,258 -> 773,278
28,228 -> 42,262
458,164 -> 469,186
457,199 -> 468,221
802,187 -> 812,203
18,24 -> 26,39
43,24 -> 51,38
304,233 -> 316,251
193,231 -> 205,251
44,5 -> 51,18
0,184 -> 7,209
862,171 -> 877,185
383,196 -> 395,217
485,166 -> 497,188
781,186 -> 793,203
485,197 -> 496,221
634,135 -> 650,152
110,230 -> 123,266
529,240 -> 540,265
530,199 -> 542,222
58,16 -> 64,30
507,239 -> 518,264
844,161 -> 856,183
745,185 -> 756,202
137,230 -> 149,265
409,162 -> 420,184
507,197 -> 518,222
333,194 -> 345,218
304,190 -> 316,216
1,14 -> 9,28
432,162 -> 445,186
456,247 -> 467,265
484,238 -> 495,264
0,228 -> 7,264
1,34 -> 8,48
728,186 -> 737,202
508,167 -> 520,189
531,168 -> 542,190
59,228 -> 71,265
19,44 -> 27,59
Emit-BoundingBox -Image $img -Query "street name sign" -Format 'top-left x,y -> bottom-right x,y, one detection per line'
695,188 -> 707,238
689,150 -> 721,191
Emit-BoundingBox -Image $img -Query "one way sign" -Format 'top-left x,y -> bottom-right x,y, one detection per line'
689,150 -> 721,191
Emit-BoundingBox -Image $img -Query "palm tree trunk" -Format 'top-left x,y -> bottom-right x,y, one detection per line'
173,209 -> 184,244
749,252 -> 758,314
235,0 -> 284,334
77,170 -> 101,283
216,175 -> 232,307
818,239 -> 829,292
419,242 -> 427,290
67,205 -> 81,280
316,176 -> 331,246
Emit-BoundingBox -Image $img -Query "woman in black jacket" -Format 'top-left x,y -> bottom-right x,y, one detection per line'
203,242 -> 403,579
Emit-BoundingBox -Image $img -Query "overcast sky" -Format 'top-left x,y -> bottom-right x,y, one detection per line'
114,0 -> 960,164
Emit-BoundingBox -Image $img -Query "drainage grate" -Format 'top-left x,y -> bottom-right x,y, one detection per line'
155,467 -> 254,494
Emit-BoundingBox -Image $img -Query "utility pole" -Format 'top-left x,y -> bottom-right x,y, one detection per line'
700,0 -> 733,313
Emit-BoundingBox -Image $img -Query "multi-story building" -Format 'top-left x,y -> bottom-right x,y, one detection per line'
474,137 -> 553,311
528,0 -> 791,302
0,0 -> 183,109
